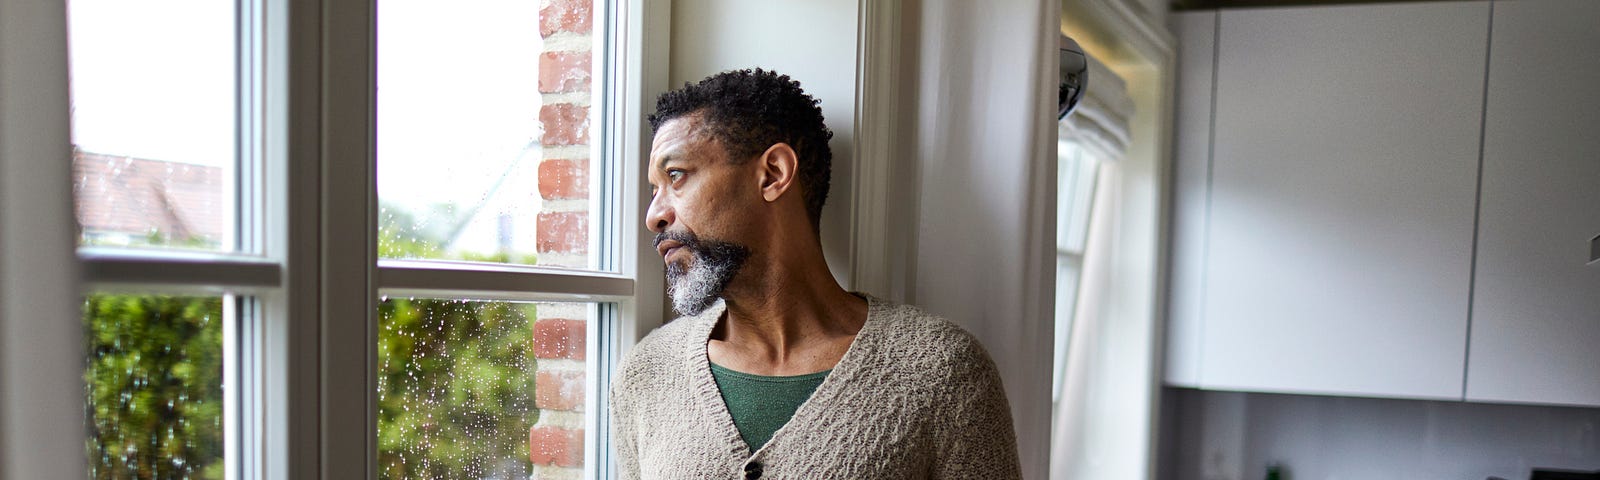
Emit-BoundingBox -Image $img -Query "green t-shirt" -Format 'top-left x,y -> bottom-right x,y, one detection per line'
708,362 -> 831,453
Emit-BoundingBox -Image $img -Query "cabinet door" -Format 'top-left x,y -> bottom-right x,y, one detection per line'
1165,11 -> 1217,388
1201,2 -> 1489,399
1466,0 -> 1600,407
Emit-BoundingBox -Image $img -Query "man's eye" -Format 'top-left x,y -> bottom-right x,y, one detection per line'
667,170 -> 685,182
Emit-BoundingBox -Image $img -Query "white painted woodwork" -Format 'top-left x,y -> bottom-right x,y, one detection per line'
1466,0 -> 1600,408
1164,11 -> 1216,388
0,0 -> 86,476
1199,2 -> 1489,399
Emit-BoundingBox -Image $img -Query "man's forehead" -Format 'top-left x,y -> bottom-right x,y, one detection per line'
650,116 -> 716,164
654,115 -> 709,143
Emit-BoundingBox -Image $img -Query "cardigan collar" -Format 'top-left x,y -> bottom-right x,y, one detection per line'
679,294 -> 889,459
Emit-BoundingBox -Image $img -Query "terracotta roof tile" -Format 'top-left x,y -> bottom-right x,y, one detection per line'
73,149 -> 226,244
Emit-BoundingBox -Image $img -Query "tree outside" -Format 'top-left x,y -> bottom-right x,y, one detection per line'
84,295 -> 225,480
378,298 -> 542,479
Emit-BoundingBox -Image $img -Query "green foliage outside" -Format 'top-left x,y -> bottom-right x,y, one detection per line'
84,295 -> 225,480
377,298 -> 541,479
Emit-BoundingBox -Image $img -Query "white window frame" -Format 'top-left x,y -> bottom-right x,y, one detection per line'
0,0 -> 669,477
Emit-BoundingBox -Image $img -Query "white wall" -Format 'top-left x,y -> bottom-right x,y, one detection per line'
668,0 -> 859,288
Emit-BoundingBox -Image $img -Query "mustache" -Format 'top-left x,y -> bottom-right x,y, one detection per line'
654,230 -> 752,263
653,230 -> 700,251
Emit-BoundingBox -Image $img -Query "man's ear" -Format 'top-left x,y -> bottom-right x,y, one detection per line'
757,143 -> 799,203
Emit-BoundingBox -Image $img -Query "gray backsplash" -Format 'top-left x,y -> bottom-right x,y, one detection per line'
1158,388 -> 1600,480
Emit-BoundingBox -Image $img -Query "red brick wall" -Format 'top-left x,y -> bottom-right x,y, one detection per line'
528,305 -> 589,477
530,0 -> 593,476
535,0 -> 594,270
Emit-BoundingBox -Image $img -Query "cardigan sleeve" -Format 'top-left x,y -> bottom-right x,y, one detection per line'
932,335 -> 1023,479
610,360 -> 642,480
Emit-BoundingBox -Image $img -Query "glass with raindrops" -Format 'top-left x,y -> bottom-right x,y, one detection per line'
83,295 -> 225,480
378,298 -> 590,479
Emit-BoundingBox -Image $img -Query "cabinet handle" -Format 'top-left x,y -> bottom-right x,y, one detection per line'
1590,233 -> 1600,266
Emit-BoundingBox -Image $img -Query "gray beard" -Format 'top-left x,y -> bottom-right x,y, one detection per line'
663,236 -> 750,316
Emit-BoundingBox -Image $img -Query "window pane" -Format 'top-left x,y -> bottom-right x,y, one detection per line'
1052,256 -> 1083,402
84,294 -> 225,479
378,298 -> 593,479
68,0 -> 237,251
377,0 -> 604,270
1056,141 -> 1099,255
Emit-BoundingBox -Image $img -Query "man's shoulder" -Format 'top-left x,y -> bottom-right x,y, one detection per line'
875,300 -> 983,345
867,300 -> 997,372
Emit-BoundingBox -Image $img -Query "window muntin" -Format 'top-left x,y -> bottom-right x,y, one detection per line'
67,0 -> 238,252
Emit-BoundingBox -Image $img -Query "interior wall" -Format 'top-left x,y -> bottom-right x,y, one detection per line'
1161,388 -> 1600,480
667,0 -> 859,290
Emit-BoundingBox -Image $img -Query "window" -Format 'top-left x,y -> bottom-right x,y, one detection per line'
376,299 -> 598,478
60,0 -> 649,478
376,0 -> 598,269
68,0 -> 238,252
68,1 -> 247,477
84,294 -> 228,479
1051,139 -> 1100,401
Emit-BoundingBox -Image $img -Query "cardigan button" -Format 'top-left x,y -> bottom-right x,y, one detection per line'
744,462 -> 763,479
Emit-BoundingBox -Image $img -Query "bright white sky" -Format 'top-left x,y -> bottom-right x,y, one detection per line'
68,0 -> 547,212
68,0 -> 234,166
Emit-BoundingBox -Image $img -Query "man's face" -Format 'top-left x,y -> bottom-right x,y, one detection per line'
646,116 -> 755,316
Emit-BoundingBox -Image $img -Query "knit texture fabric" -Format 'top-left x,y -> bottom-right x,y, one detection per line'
611,296 -> 1022,479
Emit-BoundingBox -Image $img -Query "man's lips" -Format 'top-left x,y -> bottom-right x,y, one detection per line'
655,239 -> 685,260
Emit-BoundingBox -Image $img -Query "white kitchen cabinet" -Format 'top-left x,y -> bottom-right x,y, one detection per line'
1465,0 -> 1600,408
1184,2 -> 1491,399
1164,11 -> 1216,389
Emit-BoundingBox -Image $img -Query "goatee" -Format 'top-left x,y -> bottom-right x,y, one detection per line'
655,230 -> 751,316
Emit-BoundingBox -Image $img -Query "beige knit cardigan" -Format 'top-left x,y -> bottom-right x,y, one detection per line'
610,296 -> 1022,479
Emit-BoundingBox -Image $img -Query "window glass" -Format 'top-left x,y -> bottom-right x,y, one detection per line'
1052,140 -> 1100,401
378,298 -> 592,479
376,0 -> 601,270
84,295 -> 225,480
67,0 -> 237,251
1056,142 -> 1098,255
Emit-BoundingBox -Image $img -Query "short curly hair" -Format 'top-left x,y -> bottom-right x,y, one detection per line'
648,68 -> 834,230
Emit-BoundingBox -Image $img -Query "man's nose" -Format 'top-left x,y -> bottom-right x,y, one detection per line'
645,194 -> 673,234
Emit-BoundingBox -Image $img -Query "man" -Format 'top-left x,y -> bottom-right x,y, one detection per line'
610,68 -> 1020,479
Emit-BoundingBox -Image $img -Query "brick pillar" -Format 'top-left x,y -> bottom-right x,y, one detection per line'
535,0 -> 594,269
529,1 -> 593,477
529,304 -> 588,479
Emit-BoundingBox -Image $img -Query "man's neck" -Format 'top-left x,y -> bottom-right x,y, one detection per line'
709,247 -> 868,375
